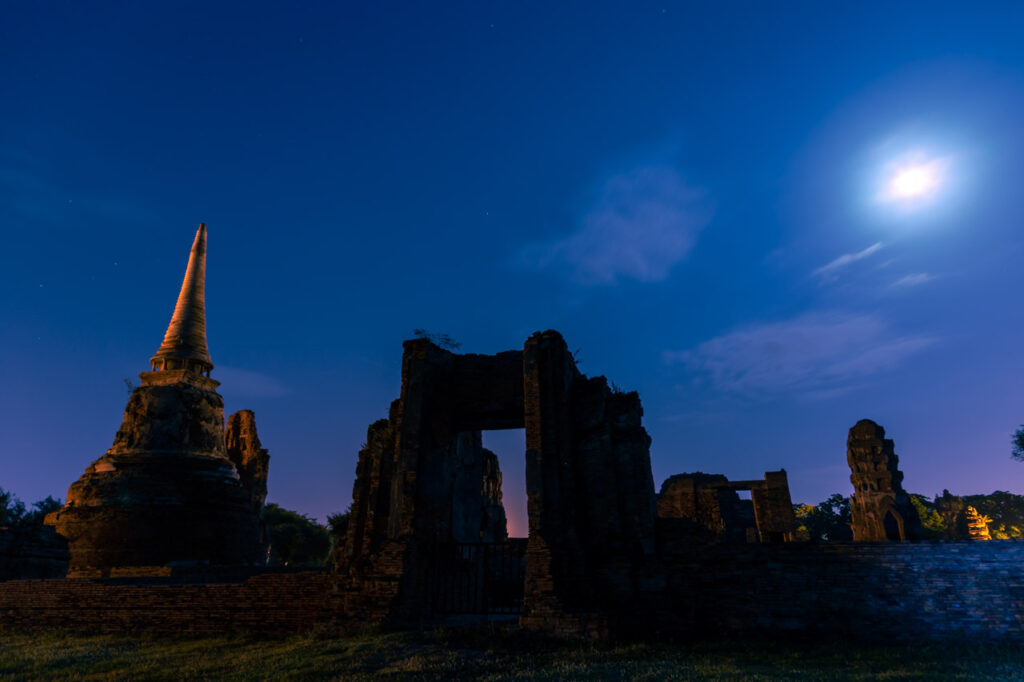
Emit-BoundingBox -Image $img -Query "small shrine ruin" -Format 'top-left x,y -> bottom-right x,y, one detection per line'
656,470 -> 797,543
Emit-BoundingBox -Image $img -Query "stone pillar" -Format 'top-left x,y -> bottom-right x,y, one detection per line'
751,471 -> 797,543
846,419 -> 922,542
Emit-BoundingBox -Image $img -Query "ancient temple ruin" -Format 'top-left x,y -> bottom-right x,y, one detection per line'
965,506 -> 992,540
337,331 -> 656,635
656,471 -> 797,543
46,224 -> 270,576
4,317 -> 1023,641
846,419 -> 922,542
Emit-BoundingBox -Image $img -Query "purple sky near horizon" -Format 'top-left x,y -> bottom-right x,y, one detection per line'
2,3 -> 1023,533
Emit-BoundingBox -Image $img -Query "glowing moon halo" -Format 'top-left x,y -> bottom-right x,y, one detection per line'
879,156 -> 949,204
890,166 -> 938,198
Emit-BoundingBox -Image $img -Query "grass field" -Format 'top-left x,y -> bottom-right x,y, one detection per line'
2,626 -> 1023,681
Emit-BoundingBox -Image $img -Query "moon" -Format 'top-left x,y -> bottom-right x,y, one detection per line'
880,156 -> 949,203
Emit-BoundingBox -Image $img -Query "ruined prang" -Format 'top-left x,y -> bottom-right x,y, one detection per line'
46,224 -> 270,576
846,419 -> 921,542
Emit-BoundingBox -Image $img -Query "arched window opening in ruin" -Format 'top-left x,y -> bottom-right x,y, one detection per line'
884,511 -> 902,541
482,428 -> 528,540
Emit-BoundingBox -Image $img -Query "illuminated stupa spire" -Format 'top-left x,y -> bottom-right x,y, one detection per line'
149,223 -> 213,376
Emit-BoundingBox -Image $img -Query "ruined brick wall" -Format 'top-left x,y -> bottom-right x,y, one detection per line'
0,572 -> 337,634
750,471 -> 797,541
656,471 -> 796,543
657,474 -> 731,538
337,342 -> 527,624
225,409 -> 271,510
645,542 -> 1024,641
338,331 -> 657,636
0,526 -> 68,581
4,544 -> 1022,641
518,332 -> 658,637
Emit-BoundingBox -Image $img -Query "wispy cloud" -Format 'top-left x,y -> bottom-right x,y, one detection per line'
663,312 -> 933,399
812,242 -> 883,281
519,166 -> 712,285
215,366 -> 290,398
891,272 -> 934,288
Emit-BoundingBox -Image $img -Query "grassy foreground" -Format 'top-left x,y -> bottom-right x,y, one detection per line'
1,626 -> 1023,681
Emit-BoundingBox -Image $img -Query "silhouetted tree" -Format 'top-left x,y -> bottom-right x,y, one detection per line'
793,493 -> 852,542
1012,426 -> 1024,462
263,503 -> 330,567
326,509 -> 349,542
0,490 -> 62,551
0,487 -> 26,527
326,508 -> 351,568
909,494 -> 946,539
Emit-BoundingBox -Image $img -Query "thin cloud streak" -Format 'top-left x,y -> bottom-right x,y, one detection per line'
519,165 -> 713,285
664,312 -> 934,399
215,366 -> 290,398
812,242 -> 884,281
891,272 -> 934,288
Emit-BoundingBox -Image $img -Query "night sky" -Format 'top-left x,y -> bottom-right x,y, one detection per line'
3,3 -> 1023,535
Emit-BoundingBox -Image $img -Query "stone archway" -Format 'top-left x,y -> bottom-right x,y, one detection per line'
336,331 -> 656,636
883,510 -> 902,541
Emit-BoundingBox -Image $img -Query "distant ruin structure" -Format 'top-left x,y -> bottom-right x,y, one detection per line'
337,331 -> 656,635
656,470 -> 797,543
965,506 -> 992,540
480,447 -> 508,542
935,490 -> 970,539
46,224 -> 270,576
934,491 -> 993,541
846,419 -> 921,542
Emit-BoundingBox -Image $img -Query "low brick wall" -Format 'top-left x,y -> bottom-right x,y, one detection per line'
647,541 -> 1024,641
0,572 -> 339,634
3,543 -> 1022,641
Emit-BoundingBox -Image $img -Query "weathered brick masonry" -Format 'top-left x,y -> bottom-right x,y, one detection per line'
2,544 -> 1020,640
644,540 -> 1024,641
0,572 -> 337,634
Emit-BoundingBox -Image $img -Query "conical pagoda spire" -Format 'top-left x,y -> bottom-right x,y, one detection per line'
149,223 -> 213,375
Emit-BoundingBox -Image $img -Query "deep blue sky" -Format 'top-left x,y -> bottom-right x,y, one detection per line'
3,3 -> 1023,532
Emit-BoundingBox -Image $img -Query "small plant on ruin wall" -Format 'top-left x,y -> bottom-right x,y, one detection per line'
123,378 -> 135,395
413,329 -> 461,350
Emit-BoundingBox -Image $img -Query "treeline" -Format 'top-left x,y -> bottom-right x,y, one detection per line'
0,487 -> 349,567
262,503 -> 349,567
0,488 -> 62,532
794,491 -> 1024,541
